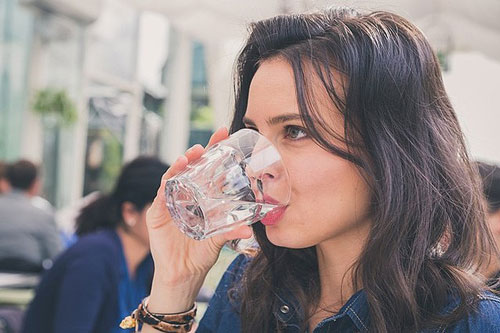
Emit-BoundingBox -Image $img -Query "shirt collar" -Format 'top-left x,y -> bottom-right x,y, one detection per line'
339,290 -> 370,331
274,289 -> 370,332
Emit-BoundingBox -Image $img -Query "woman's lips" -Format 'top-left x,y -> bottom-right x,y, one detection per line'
261,206 -> 287,226
260,194 -> 287,226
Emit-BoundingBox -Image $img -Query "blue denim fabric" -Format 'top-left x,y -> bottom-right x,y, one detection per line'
198,255 -> 500,332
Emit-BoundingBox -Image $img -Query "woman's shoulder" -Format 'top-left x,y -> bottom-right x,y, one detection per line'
212,253 -> 252,296
70,229 -> 120,252
472,293 -> 500,327
441,292 -> 500,332
225,253 -> 252,278
57,229 -> 121,265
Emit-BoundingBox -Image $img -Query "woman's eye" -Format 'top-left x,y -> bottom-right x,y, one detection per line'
285,126 -> 307,140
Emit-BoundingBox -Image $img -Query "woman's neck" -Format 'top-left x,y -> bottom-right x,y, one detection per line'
116,227 -> 149,279
315,241 -> 361,310
310,223 -> 370,330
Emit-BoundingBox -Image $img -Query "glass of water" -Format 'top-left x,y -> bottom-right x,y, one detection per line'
165,129 -> 290,240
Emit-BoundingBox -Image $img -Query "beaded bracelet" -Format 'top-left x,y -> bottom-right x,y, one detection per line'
120,297 -> 197,332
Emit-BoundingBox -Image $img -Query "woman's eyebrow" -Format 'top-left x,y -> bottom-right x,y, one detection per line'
267,113 -> 302,126
243,113 -> 302,127
242,117 -> 257,127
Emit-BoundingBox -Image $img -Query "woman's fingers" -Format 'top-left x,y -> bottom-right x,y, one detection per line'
149,155 -> 189,229
161,155 -> 188,182
207,127 -> 229,148
184,144 -> 205,163
161,127 -> 228,180
149,127 -> 230,233
151,143 -> 202,227
155,155 -> 188,209
224,224 -> 253,241
184,127 -> 228,165
209,224 -> 253,253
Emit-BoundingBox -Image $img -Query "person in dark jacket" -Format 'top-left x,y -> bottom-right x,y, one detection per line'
22,156 -> 168,333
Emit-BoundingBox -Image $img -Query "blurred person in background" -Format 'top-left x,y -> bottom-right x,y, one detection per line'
477,161 -> 500,290
0,160 -> 52,211
22,156 -> 169,333
0,161 -> 11,193
0,160 -> 62,272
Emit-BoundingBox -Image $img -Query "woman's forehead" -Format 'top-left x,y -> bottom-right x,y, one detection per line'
246,57 -> 344,124
246,58 -> 299,119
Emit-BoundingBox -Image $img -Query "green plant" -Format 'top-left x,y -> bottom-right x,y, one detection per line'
32,88 -> 78,126
437,50 -> 450,72
190,105 -> 214,129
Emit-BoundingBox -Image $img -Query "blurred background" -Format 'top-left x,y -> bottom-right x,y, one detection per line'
0,0 -> 499,324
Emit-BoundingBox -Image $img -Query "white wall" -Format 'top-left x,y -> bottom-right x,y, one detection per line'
443,52 -> 500,164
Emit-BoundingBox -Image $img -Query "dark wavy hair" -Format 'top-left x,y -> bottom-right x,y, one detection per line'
229,8 -> 497,332
75,156 -> 169,236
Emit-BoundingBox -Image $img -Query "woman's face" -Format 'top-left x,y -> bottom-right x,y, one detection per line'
122,202 -> 151,248
243,58 -> 372,248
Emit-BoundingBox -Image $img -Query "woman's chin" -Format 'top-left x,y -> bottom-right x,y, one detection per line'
265,227 -> 313,249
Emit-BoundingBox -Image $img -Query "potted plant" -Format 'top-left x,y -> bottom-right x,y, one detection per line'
32,88 -> 78,126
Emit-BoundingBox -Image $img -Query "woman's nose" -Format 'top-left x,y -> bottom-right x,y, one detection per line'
248,163 -> 282,195
260,169 -> 277,186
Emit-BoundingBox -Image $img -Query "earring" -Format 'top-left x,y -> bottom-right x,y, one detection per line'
126,218 -> 137,227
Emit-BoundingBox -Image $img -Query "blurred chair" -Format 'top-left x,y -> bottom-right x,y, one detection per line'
0,271 -> 39,333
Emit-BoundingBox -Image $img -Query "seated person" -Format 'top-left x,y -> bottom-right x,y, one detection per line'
22,156 -> 169,333
0,160 -> 61,272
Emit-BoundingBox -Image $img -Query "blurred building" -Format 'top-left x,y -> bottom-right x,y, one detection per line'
1,0 -> 500,210
0,0 -> 216,208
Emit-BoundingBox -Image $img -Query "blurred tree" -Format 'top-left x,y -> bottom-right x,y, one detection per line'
32,88 -> 78,126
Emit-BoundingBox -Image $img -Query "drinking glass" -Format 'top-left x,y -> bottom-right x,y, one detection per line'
165,129 -> 290,240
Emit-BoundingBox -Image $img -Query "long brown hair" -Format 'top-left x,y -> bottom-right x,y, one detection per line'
229,8 -> 496,332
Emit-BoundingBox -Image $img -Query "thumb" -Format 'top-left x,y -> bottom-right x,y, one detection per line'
146,179 -> 174,229
147,156 -> 189,229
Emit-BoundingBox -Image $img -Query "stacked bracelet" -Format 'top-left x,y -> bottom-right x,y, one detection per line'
120,297 -> 197,332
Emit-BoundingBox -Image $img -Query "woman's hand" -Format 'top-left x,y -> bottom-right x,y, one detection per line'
145,127 -> 253,313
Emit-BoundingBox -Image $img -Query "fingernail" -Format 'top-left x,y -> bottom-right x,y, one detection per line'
174,155 -> 185,164
187,144 -> 202,153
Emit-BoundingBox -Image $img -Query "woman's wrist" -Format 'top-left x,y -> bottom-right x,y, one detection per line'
148,274 -> 205,313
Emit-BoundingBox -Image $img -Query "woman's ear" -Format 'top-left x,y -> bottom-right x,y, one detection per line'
121,201 -> 139,227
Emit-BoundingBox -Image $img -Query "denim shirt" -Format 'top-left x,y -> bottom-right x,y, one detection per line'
198,255 -> 500,332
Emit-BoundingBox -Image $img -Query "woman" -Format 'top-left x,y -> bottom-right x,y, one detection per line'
23,156 -> 169,333
140,9 -> 500,332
